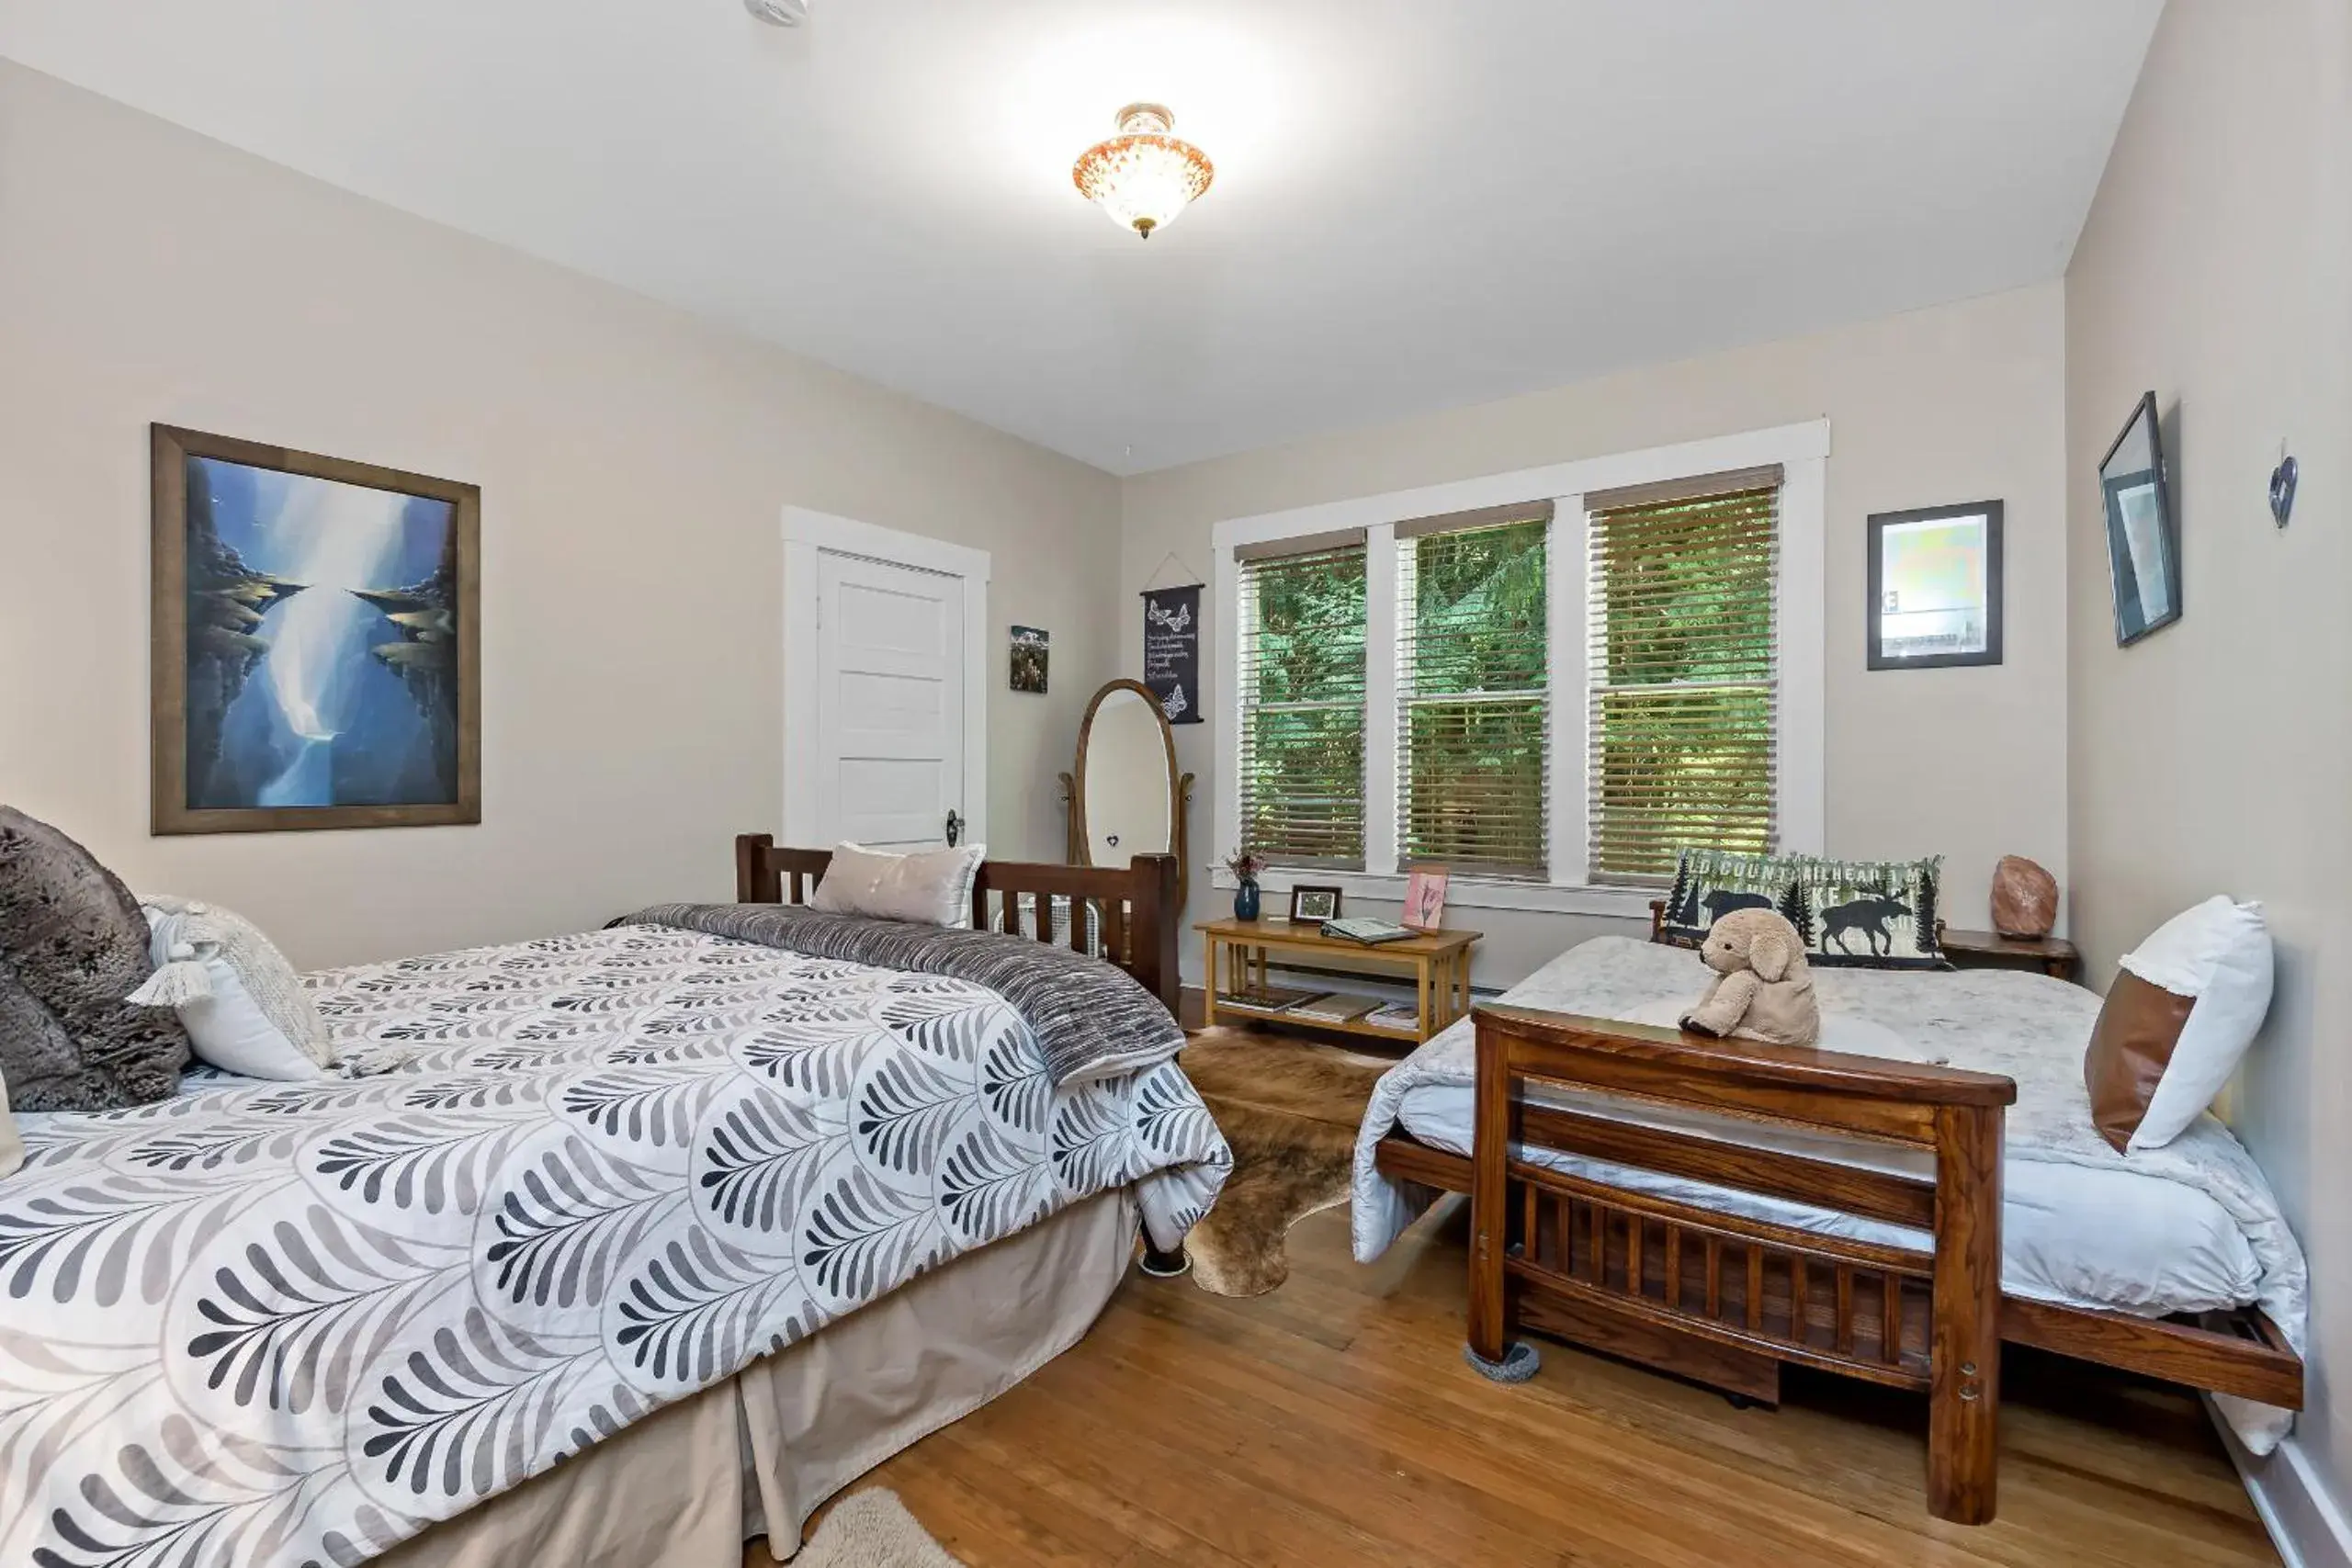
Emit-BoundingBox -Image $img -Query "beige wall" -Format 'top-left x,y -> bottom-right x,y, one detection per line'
2065,0 -> 2352,1520
0,62 -> 1123,969
1123,284 -> 2069,986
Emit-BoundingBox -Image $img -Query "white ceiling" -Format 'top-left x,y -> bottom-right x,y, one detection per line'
0,1 -> 2160,474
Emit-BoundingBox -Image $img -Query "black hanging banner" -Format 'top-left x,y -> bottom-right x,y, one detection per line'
1140,583 -> 1204,725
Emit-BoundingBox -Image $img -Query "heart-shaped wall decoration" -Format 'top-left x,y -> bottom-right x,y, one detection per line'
2269,455 -> 2298,527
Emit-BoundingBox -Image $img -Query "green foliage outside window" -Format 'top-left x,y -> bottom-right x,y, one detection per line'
1239,547 -> 1366,867
1399,520 -> 1548,876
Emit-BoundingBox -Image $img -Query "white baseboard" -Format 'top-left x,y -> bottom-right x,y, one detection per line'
2215,1404 -> 2352,1568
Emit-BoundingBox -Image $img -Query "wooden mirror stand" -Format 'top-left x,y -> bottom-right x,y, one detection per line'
1060,678 -> 1193,908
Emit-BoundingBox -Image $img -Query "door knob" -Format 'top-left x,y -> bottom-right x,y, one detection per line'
944,809 -> 964,847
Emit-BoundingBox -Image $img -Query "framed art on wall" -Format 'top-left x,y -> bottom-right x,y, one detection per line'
1009,625 -> 1049,693
2099,391 -> 2181,646
151,425 -> 481,834
1865,501 -> 2003,670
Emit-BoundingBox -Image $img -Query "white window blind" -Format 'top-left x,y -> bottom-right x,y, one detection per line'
1586,475 -> 1781,884
1238,538 -> 1367,869
1396,509 -> 1551,879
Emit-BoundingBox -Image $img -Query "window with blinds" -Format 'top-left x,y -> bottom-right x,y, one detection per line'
1396,510 -> 1550,878
1238,538 -> 1368,868
1586,475 -> 1780,884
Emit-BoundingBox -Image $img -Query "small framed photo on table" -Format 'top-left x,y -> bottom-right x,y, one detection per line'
1402,867 -> 1449,931
1288,885 -> 1342,924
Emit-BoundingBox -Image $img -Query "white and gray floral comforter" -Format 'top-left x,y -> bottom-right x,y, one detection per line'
0,919 -> 1228,1567
1351,936 -> 2306,1450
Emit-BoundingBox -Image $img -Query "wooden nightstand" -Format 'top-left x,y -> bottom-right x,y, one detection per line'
1938,926 -> 2081,983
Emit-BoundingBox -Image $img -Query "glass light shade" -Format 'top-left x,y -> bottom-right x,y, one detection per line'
1072,104 -> 1214,239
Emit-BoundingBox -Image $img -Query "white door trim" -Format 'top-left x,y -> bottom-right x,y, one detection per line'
781,506 -> 990,850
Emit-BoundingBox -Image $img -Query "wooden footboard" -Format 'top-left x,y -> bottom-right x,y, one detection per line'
1379,1133 -> 2306,1411
1464,1004 -> 2015,1525
731,835 -> 1182,1015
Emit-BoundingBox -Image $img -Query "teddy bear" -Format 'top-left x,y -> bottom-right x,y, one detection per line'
1679,908 -> 1821,1046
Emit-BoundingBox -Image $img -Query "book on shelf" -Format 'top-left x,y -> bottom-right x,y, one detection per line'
1222,984 -> 1327,1012
1287,992 -> 1380,1024
1363,1002 -> 1422,1032
1318,917 -> 1415,945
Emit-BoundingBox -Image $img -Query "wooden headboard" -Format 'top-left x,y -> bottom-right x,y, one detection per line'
731,835 -> 1182,1016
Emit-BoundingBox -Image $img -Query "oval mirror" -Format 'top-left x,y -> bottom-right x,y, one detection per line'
1071,679 -> 1187,903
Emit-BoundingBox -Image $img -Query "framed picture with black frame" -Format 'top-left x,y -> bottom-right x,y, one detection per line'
1865,500 -> 2004,671
1287,884 -> 1342,924
2098,391 -> 2181,646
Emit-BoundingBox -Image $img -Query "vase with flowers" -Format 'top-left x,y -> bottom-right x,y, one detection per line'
1225,848 -> 1266,921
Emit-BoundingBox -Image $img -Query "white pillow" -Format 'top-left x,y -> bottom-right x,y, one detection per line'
136,900 -> 335,1081
808,843 -> 987,928
2118,896 -> 2273,1150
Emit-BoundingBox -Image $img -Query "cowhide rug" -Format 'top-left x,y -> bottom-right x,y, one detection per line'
797,1491 -> 964,1567
1176,1028 -> 1392,1296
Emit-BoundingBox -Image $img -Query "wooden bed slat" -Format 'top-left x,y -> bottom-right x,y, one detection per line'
1520,1102 -> 1937,1229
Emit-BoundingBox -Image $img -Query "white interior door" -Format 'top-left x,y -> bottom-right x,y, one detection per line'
813,550 -> 967,851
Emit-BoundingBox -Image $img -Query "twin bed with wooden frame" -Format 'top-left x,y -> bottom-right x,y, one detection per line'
1366,913 -> 2304,1527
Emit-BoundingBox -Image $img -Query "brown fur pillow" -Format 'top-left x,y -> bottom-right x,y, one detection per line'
0,807 -> 189,1110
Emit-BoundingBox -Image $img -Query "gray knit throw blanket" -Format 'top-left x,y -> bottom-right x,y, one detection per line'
620,902 -> 1182,1086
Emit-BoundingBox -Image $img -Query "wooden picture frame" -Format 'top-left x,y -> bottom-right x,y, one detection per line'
152,424 -> 481,834
1288,884 -> 1343,923
1866,501 -> 2004,671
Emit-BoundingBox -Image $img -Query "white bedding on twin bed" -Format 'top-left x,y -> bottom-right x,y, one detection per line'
1351,936 -> 2309,1451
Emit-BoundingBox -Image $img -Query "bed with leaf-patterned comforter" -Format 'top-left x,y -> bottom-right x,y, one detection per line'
0,913 -> 1228,1568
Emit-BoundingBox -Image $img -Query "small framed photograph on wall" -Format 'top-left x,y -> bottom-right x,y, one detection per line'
1009,626 -> 1049,693
1866,501 -> 2004,671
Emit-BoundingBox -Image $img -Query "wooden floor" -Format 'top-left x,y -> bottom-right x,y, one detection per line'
762,1198 -> 2277,1568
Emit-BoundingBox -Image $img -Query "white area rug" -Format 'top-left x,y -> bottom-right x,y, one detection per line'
799,1492 -> 966,1568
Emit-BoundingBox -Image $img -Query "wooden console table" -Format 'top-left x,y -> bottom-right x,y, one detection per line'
1196,916 -> 1480,1044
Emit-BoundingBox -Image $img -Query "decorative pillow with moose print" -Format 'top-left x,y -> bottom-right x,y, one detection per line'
1661,849 -> 1947,970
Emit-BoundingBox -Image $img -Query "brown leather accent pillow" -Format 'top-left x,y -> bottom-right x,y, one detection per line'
2083,970 -> 2197,1152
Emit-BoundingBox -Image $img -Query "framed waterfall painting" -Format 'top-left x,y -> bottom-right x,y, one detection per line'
151,425 -> 481,834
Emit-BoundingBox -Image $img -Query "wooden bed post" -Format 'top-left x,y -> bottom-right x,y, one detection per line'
735,833 -> 781,904
1928,1102 -> 2005,1525
1130,853 -> 1181,1015
1464,1014 -> 1539,1382
1467,1020 -> 1510,1366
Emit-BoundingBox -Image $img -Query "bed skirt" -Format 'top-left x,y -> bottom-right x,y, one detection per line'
375,1189 -> 1138,1567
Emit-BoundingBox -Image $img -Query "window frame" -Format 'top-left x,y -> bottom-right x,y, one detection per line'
1211,420 -> 1827,919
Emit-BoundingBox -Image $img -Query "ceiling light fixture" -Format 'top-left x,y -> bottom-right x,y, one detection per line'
743,0 -> 808,26
1072,104 -> 1214,240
